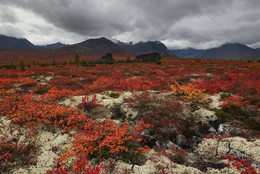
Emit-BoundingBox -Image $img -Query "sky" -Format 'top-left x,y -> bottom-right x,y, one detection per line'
0,0 -> 260,49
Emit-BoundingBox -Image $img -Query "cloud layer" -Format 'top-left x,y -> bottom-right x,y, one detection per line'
0,0 -> 260,49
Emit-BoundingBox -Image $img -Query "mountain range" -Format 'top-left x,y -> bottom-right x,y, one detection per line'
0,34 -> 35,49
117,40 -> 175,58
170,43 -> 260,60
0,35 -> 66,49
35,42 -> 66,48
0,34 -> 259,60
60,37 -> 124,54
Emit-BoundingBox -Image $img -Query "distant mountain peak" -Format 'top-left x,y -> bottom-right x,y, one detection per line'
87,37 -> 110,42
170,42 -> 256,60
0,34 -> 35,48
117,40 -> 176,58
62,37 -> 124,54
118,40 -> 168,54
36,42 -> 66,48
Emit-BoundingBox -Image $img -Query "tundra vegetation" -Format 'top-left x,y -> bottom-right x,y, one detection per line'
0,58 -> 259,173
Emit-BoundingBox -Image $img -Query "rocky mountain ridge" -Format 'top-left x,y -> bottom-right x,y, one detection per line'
170,43 -> 260,60
1,34 -> 260,60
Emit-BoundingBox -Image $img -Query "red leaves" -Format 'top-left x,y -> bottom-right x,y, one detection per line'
80,94 -> 102,111
0,121 -> 38,173
194,69 -> 260,102
47,156 -> 101,174
0,94 -> 86,131
222,95 -> 249,109
58,120 -> 150,169
0,58 -> 259,173
43,87 -> 77,100
224,154 -> 257,174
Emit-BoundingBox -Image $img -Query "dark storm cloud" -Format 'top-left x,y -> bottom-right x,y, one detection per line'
0,0 -> 260,48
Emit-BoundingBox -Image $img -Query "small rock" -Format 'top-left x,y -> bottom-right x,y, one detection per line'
166,141 -> 178,149
110,103 -> 126,120
230,127 -> 243,136
194,129 -> 204,137
194,108 -> 218,124
218,124 -> 230,134
19,88 -> 29,93
45,76 -> 53,81
209,119 -> 221,130
141,134 -> 156,148
193,161 -> 226,172
176,134 -> 187,147
112,119 -> 121,125
192,136 -> 201,146
125,110 -> 138,119
209,127 -> 217,134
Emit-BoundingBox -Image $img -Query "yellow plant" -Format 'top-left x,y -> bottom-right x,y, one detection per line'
170,82 -> 207,102
0,88 -> 16,95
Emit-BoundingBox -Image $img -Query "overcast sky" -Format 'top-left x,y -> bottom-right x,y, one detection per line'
0,0 -> 260,49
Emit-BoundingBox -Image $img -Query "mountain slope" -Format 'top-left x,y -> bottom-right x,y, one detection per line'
255,48 -> 260,57
62,37 -> 124,54
117,41 -> 176,58
170,43 -> 256,60
0,34 -> 35,48
169,48 -> 203,58
117,41 -> 167,54
197,43 -> 254,60
36,42 -> 66,48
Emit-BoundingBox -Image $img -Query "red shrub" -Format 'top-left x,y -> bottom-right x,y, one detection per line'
0,119 -> 38,173
58,119 -> 150,167
79,94 -> 102,112
0,94 -> 86,131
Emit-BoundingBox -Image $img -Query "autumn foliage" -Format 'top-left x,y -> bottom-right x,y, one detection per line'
0,94 -> 86,131
170,82 -> 207,102
58,120 -> 150,168
0,59 -> 259,173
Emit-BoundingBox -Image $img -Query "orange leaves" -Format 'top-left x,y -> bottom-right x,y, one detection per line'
18,77 -> 37,87
59,119 -> 150,167
89,76 -> 118,93
42,86 -> 76,100
0,94 -> 86,131
79,94 -> 102,111
134,120 -> 151,131
0,78 -> 17,86
0,88 -> 16,95
170,82 -> 207,102
150,69 -> 168,77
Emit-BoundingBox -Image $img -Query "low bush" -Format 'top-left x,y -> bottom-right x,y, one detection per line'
18,78 -> 37,88
0,94 -> 86,131
128,91 -> 183,128
0,120 -> 38,173
223,154 -> 258,174
33,84 -> 50,94
42,87 -> 77,101
127,91 -> 186,144
57,119 -> 150,171
47,156 -> 102,174
79,94 -> 102,112
170,82 -> 207,102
